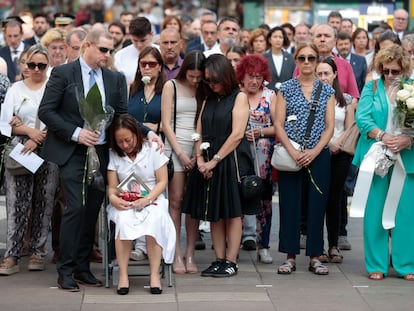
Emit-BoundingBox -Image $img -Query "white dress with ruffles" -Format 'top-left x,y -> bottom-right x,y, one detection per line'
107,143 -> 176,264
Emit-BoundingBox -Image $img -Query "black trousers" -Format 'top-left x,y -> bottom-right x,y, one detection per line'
56,144 -> 108,276
325,151 -> 352,248
278,148 -> 331,257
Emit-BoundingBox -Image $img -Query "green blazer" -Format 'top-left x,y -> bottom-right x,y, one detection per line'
353,78 -> 414,173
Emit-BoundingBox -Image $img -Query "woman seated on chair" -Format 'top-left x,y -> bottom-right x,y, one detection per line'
107,114 -> 176,295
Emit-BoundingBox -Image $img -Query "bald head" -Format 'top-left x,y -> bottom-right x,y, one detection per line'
159,28 -> 182,65
313,24 -> 336,56
393,9 -> 409,33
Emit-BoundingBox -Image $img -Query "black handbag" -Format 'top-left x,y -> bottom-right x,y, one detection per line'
167,80 -> 177,181
234,133 -> 263,213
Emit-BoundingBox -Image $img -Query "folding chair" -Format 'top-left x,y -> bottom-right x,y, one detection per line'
100,195 -> 173,288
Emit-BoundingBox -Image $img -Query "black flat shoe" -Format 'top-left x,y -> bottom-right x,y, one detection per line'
117,287 -> 129,295
73,271 -> 103,287
57,275 -> 80,292
150,287 -> 162,294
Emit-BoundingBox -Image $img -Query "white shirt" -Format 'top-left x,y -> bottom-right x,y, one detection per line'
1,80 -> 47,131
203,43 -> 223,58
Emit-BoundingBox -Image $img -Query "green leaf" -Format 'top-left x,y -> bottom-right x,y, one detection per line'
79,83 -> 103,127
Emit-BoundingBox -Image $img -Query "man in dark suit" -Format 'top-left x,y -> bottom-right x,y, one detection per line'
336,32 -> 367,94
38,28 -> 160,292
23,13 -> 50,46
0,19 -> 30,82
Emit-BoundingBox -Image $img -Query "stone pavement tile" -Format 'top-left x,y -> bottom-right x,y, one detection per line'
178,301 -> 275,311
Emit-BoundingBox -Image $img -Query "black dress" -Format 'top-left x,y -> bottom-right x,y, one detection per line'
182,89 -> 259,222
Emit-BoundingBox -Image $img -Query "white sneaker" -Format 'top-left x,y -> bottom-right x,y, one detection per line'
258,248 -> 273,264
130,249 -> 147,261
338,236 -> 352,250
199,221 -> 210,233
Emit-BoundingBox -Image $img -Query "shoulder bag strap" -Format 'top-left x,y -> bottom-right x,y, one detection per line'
169,79 -> 177,159
302,81 -> 322,149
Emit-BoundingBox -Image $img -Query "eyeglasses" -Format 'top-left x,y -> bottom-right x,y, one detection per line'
297,55 -> 317,63
140,61 -> 159,68
382,69 -> 401,76
97,46 -> 115,54
27,62 -> 47,70
203,77 -> 221,84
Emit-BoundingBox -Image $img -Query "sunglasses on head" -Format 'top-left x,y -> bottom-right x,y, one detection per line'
382,69 -> 401,76
297,55 -> 317,63
97,46 -> 115,54
203,77 -> 221,84
27,62 -> 47,70
140,61 -> 159,68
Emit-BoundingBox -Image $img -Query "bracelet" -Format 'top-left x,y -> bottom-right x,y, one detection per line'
147,197 -> 153,205
260,128 -> 264,138
375,130 -> 384,141
196,153 -> 202,157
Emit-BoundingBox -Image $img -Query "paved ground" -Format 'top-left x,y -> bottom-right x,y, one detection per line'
1,194 -> 413,311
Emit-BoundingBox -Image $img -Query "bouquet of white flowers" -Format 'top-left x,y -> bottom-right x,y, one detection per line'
395,80 -> 414,135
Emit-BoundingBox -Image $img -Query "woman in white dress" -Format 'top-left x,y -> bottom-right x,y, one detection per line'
107,114 -> 176,295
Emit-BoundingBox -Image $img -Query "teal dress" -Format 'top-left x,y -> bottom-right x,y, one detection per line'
354,78 -> 414,276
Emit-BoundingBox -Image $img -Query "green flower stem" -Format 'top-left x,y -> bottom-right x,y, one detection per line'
306,167 -> 323,195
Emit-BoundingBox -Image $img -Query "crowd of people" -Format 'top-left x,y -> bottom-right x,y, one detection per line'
0,3 -> 414,296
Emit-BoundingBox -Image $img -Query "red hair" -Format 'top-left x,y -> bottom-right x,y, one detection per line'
235,54 -> 271,84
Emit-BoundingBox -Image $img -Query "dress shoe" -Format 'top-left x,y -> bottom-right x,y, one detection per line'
150,287 -> 162,294
57,275 -> 80,292
73,271 -> 103,287
117,287 -> 129,295
89,248 -> 103,263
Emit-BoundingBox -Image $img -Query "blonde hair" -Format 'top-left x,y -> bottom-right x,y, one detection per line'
374,44 -> 412,79
40,27 -> 66,47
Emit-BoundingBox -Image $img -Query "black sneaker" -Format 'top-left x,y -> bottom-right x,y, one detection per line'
195,231 -> 206,250
242,240 -> 256,251
201,259 -> 224,277
211,260 -> 238,277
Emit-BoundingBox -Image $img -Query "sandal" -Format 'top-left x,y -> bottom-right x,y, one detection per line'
403,274 -> 414,281
318,251 -> 329,263
309,258 -> 329,275
0,257 -> 19,276
328,247 -> 343,264
277,258 -> 296,275
368,272 -> 384,280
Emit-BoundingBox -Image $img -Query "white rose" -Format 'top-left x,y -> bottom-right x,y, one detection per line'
396,89 -> 411,101
406,97 -> 414,109
287,115 -> 297,122
200,142 -> 210,150
275,82 -> 281,90
191,133 -> 201,141
141,76 -> 151,84
403,84 -> 414,92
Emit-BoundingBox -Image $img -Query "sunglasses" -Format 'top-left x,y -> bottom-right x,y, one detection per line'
140,61 -> 159,68
203,77 -> 221,84
382,69 -> 401,76
97,46 -> 115,54
297,55 -> 317,63
27,62 -> 47,70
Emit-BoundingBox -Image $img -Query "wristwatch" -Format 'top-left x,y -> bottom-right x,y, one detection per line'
213,154 -> 221,162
